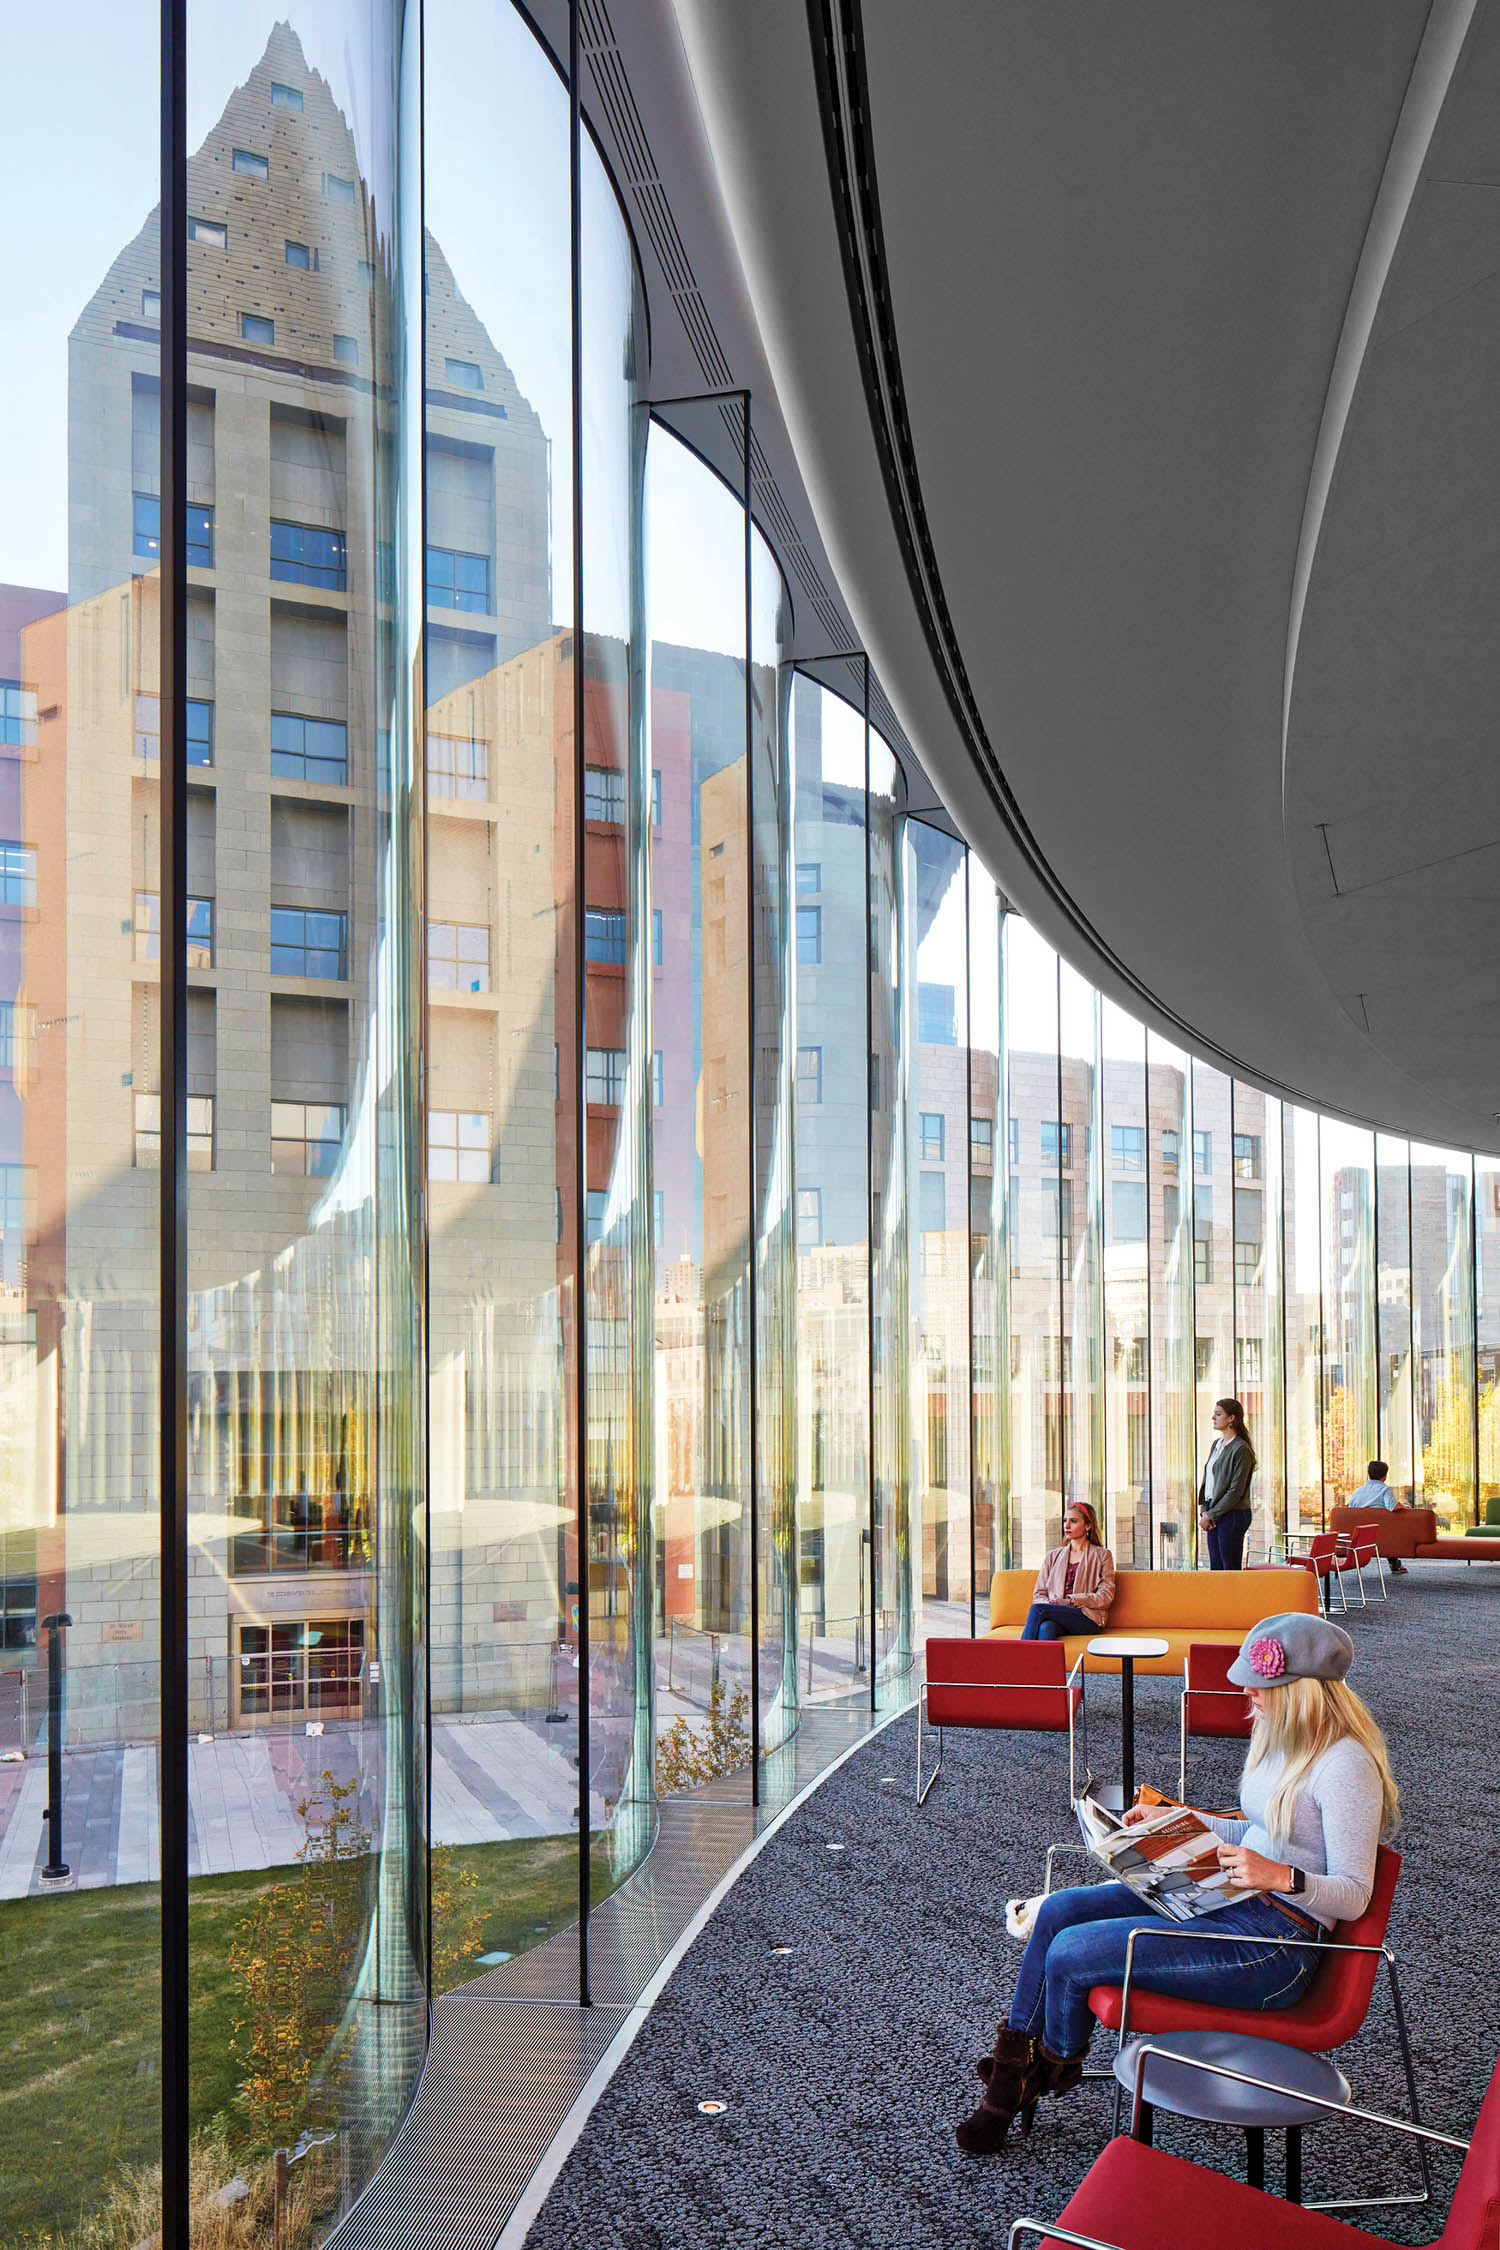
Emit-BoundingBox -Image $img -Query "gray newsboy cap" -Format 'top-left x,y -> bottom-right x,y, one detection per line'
1226,1611 -> 1355,1689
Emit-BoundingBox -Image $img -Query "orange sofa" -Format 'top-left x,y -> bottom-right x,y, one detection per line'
986,1565 -> 1318,1676
1330,1504 -> 1500,1563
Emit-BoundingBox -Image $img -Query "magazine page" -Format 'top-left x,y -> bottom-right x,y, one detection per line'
1075,1789 -> 1255,1920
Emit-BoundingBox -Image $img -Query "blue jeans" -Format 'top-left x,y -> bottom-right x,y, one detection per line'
1207,1510 -> 1252,1569
1020,1602 -> 1095,1641
1007,1882 -> 1322,2060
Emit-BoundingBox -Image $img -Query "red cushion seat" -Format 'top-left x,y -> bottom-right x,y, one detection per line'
1040,2135 -> 1376,2249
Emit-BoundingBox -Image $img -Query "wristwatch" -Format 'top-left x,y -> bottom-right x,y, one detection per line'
1287,1864 -> 1306,1897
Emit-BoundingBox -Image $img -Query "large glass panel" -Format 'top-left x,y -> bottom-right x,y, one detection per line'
643,415 -> 752,1789
1059,964 -> 1103,1525
869,729 -> 911,1699
1412,1144 -> 1475,1531
907,822 -> 970,1642
1477,1156 -> 1500,1521
185,7 -> 424,2228
788,673 -> 870,1704
1376,1133 -> 1415,1502
1284,1107 -> 1324,1541
1232,1083 -> 1283,1557
1147,1033 -> 1194,1564
579,149 -> 651,1870
1101,1001 -> 1149,1564
423,0 -> 582,1970
969,863 -> 1008,1592
1319,1119 -> 1376,1505
1003,916 -> 1061,1565
1191,1061 -> 1234,1536
0,15 -> 162,2243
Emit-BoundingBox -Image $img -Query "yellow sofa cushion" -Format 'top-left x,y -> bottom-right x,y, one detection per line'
984,1566 -> 1318,1675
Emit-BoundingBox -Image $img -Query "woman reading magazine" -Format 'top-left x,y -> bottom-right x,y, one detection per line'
955,1611 -> 1398,2155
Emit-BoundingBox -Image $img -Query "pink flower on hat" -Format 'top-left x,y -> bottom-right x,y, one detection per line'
1248,1636 -> 1286,1680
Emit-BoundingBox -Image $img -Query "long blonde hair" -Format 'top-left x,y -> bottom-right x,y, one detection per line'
1244,1677 -> 1399,1849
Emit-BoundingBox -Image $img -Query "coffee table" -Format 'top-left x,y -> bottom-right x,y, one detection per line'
1086,1635 -> 1169,1804
1114,2027 -> 1351,2202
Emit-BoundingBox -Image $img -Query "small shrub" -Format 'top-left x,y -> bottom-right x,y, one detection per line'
655,1678 -> 751,1796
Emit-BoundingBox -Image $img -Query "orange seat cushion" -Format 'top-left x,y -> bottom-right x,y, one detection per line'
985,1566 -> 1317,1674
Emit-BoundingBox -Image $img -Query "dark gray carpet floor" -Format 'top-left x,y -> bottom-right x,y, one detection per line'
527,1562 -> 1500,2248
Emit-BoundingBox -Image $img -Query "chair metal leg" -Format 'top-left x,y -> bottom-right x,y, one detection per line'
1178,1691 -> 1188,1804
1304,1955 -> 1433,2214
915,1698 -> 943,1804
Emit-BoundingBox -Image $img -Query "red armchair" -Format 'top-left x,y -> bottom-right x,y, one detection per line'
1087,1845 -> 1425,2211
1007,2044 -> 1490,2249
917,1637 -> 1086,1804
1177,1640 -> 1253,1800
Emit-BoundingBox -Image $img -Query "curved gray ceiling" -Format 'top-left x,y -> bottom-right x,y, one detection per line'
671,0 -> 1499,1150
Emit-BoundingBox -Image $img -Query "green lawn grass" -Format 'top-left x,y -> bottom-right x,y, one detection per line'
0,1834 -> 607,2247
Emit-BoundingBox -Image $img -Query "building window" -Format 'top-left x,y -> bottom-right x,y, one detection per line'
1008,1116 -> 1020,1167
1111,1179 -> 1147,1244
322,171 -> 357,203
1233,1133 -> 1263,1179
358,259 -> 376,287
796,861 -> 821,893
270,907 -> 347,980
188,216 -> 227,248
133,891 -> 214,968
586,1188 -> 607,1244
1043,1178 -> 1073,1262
134,1095 -> 214,1171
585,1047 -> 626,1105
0,683 -> 37,749
651,769 -> 662,827
1195,1337 -> 1215,1382
584,909 -> 626,965
1234,1238 -> 1261,1287
1041,1121 -> 1071,1168
797,1046 -> 823,1104
132,497 -> 214,569
285,239 -> 312,269
1111,1124 -> 1144,1171
232,147 -> 269,179
652,908 -> 663,968
919,1169 -> 947,1233
584,765 -> 625,822
653,1050 -> 664,1108
141,288 -> 161,322
1194,1234 -> 1212,1286
240,312 -> 275,347
0,1166 -> 31,1283
271,80 -> 303,110
427,733 -> 487,800
0,844 -> 36,907
271,1101 -> 346,1176
917,981 -> 957,1045
270,712 -> 347,785
797,1186 -> 823,1250
1193,1129 -> 1213,1175
1237,1336 -> 1263,1388
333,333 -> 357,366
429,1110 -> 490,1184
271,520 -> 347,590
1161,1128 -> 1180,1171
236,1619 -> 364,1716
429,920 -> 489,993
1163,1183 -> 1179,1239
426,544 -> 489,613
920,1112 -> 945,1162
795,903 -> 821,964
445,356 -> 483,390
970,1116 -> 993,1169
0,1003 -> 36,1071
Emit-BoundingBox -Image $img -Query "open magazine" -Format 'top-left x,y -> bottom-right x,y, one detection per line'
1075,1786 -> 1258,1921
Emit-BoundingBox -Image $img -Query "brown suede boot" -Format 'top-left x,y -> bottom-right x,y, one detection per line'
1033,2045 -> 1086,2100
955,2025 -> 1039,2155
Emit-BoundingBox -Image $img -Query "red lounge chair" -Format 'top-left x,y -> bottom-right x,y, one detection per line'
1177,1640 -> 1254,1800
1087,1845 -> 1424,2207
1007,2040 -> 1492,2249
916,1637 -> 1086,1804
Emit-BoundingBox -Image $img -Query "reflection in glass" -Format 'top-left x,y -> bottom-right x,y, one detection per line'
1102,1001 -> 1149,1562
1477,1157 -> 1500,1518
1412,1145 -> 1475,1531
1319,1119 -> 1375,1504
1285,1107 -> 1324,1541
1004,916 -> 1060,1564
869,730 -> 910,1696
1376,1133 -> 1414,1502
1148,1034 -> 1194,1563
1060,964 -> 1102,1527
1233,1083 -> 1284,1554
1191,1062 -> 1233,1492
969,864 -> 1008,1589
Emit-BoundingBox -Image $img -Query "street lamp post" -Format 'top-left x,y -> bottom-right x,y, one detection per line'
40,1611 -> 72,1880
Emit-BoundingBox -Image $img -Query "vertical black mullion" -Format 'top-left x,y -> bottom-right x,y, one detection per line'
1279,1106 -> 1290,1545
416,2 -> 432,2013
964,861 -> 975,1636
569,0 -> 591,2010
742,394 -> 760,1800
1315,1118 -> 1327,1531
1471,1159 -> 1480,1526
1408,1154 -> 1416,1507
1144,1037 -> 1155,1565
1055,958 -> 1064,1513
1372,1136 -> 1381,1484
862,657 -> 876,1713
158,0 -> 189,2233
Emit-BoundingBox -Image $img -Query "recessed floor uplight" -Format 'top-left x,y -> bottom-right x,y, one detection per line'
769,1944 -> 794,1955
826,1840 -> 846,1851
696,2098 -> 728,2116
878,1776 -> 898,1787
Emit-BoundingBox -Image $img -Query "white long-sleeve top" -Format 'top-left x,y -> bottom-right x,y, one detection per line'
1202,1735 -> 1383,1930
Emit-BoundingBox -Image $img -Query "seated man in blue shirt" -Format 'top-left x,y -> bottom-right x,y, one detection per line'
1346,1458 -> 1407,1574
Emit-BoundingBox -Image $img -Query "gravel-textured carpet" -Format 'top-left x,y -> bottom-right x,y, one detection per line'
528,1562 -> 1500,2248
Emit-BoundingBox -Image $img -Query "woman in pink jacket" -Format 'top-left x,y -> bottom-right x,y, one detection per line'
1019,1502 -> 1115,1640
